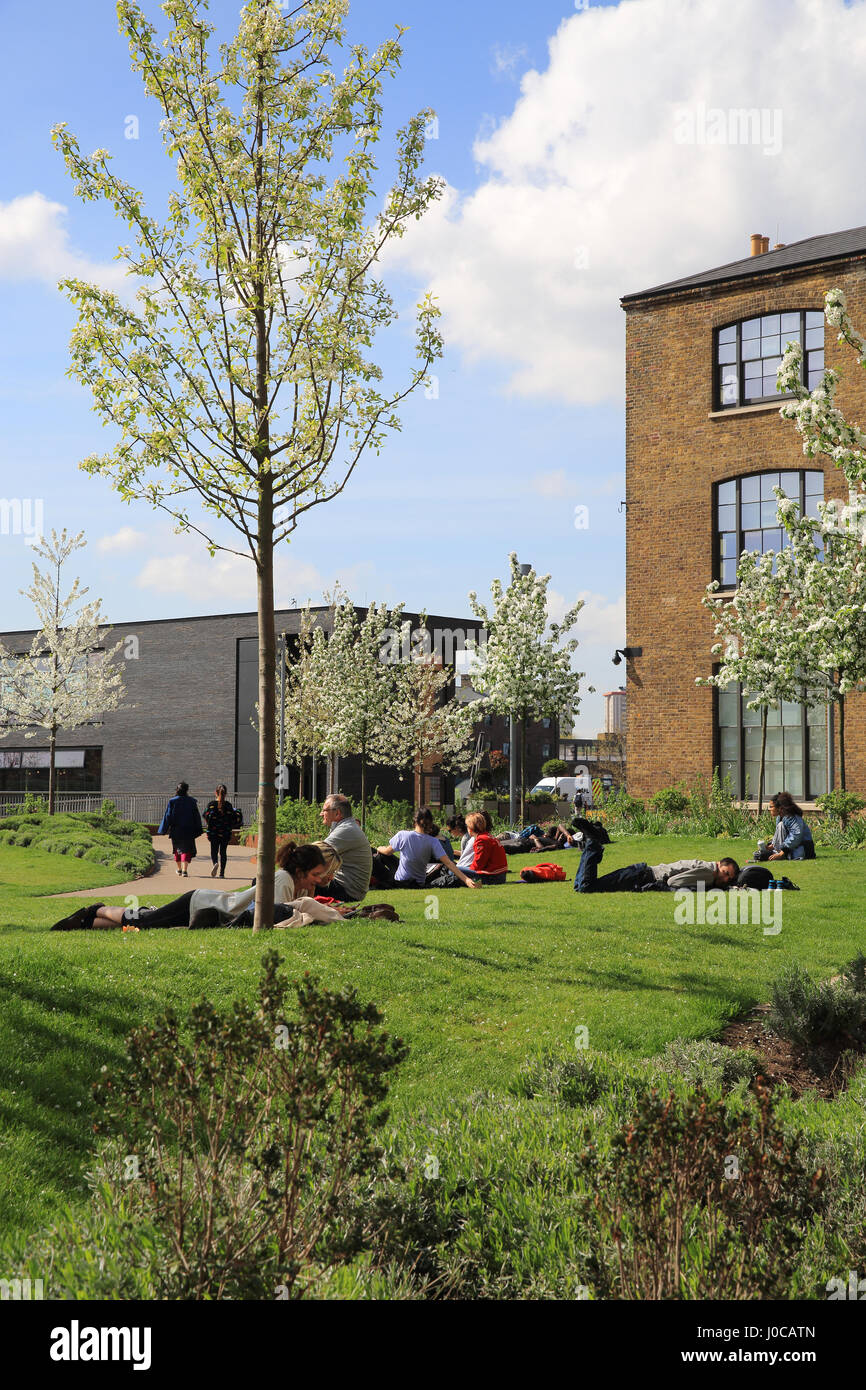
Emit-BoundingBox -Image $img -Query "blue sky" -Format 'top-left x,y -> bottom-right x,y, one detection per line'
3,0 -> 866,732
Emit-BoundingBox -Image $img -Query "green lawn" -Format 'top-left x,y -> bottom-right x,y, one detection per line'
1,836 -> 863,1240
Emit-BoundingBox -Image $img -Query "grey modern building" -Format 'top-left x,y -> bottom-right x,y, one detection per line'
0,606 -> 557,813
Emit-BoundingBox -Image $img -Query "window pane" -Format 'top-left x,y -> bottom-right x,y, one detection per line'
762,527 -> 782,552
721,760 -> 740,796
765,724 -> 783,750
742,318 -> 761,339
740,475 -> 759,502
804,471 -> 824,495
742,701 -> 761,728
743,338 -> 762,361
744,380 -> 762,400
718,324 -> 736,344
807,701 -> 826,727
785,767 -> 804,799
760,472 -> 780,498
744,358 -> 763,379
780,312 -> 800,332
761,314 -> 781,333
763,377 -> 780,397
807,369 -> 823,390
744,530 -> 762,552
720,531 -> 737,557
718,479 -> 736,505
807,349 -> 824,372
805,327 -> 824,350
718,503 -> 736,529
779,471 -> 800,497
761,499 -> 781,525
721,558 -> 737,585
761,336 -> 781,358
806,310 -> 824,328
804,494 -> 822,518
762,355 -> 782,376
718,689 -> 739,726
741,502 -> 760,528
781,699 -> 801,726
720,376 -> 739,405
717,341 -> 737,364
720,727 -> 738,760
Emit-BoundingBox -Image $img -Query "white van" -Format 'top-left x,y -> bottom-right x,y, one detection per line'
529,774 -> 592,807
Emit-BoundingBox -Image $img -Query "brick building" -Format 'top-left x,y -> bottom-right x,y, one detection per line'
0,605 -> 556,814
621,226 -> 866,801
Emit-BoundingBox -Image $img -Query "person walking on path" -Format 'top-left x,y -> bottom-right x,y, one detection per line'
157,781 -> 203,876
320,793 -> 373,902
203,783 -> 238,878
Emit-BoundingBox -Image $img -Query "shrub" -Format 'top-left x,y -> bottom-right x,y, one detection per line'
541,758 -> 570,778
653,1038 -> 760,1093
513,1048 -> 649,1116
87,951 -> 407,1300
648,786 -> 689,816
582,1083 -> 824,1299
816,790 -> 866,830
766,959 -> 866,1051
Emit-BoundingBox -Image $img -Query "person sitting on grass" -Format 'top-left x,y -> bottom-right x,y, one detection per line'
570,818 -> 739,894
320,793 -> 373,902
50,840 -> 348,931
763,792 -> 816,862
373,807 -> 480,889
459,812 -> 508,883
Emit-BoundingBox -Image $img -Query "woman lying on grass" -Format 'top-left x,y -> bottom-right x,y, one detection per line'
50,840 -> 350,931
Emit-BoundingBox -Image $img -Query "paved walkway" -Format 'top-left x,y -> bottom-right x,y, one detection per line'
52,838 -> 258,899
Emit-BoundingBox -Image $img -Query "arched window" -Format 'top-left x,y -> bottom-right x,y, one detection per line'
715,311 -> 824,409
715,469 -> 824,586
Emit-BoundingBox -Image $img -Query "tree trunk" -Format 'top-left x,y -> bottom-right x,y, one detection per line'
253,510 -> 276,932
838,692 -> 846,792
48,724 -> 57,816
519,716 -> 527,825
757,706 -> 767,817
360,741 -> 367,831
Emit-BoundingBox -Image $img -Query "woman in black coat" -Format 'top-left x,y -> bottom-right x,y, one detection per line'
203,783 -> 238,879
157,781 -> 203,877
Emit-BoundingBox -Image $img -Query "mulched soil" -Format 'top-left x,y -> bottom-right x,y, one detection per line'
721,1003 -> 864,1100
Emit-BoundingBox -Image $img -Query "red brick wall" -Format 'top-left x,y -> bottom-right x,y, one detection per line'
624,256 -> 866,799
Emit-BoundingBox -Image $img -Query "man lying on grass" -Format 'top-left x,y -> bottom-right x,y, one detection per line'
571,818 -> 739,894
50,840 -> 351,931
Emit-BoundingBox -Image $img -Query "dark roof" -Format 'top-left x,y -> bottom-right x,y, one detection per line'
621,225 -> 866,305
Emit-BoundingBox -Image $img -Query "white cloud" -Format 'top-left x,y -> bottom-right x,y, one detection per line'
547,588 -> 625,647
0,192 -> 128,289
532,467 -> 574,498
97,526 -> 147,553
491,42 -> 529,78
135,540 -> 372,610
385,0 -> 866,404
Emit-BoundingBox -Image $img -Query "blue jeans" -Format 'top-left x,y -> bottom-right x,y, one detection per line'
573,839 -> 653,893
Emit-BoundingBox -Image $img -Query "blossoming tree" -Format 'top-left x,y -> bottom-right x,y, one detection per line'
698,548 -> 814,813
0,531 -> 125,814
52,0 -> 443,929
467,555 -> 587,823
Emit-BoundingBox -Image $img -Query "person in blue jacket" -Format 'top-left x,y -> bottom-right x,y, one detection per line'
767,792 -> 816,861
157,781 -> 203,877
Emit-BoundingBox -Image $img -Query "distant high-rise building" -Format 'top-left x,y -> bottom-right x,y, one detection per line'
602,688 -> 627,735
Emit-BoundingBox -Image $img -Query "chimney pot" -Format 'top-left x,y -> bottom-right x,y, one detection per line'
750,233 -> 764,256
773,242 -> 785,249
761,235 -> 770,253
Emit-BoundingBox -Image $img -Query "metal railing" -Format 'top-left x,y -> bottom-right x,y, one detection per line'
0,791 -> 260,825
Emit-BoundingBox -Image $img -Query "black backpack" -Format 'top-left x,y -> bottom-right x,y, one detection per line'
737,865 -> 774,890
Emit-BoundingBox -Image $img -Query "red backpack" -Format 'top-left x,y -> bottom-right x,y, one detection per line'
520,862 -> 566,883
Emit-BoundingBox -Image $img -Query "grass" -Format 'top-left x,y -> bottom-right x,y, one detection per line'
1,833 -> 864,1243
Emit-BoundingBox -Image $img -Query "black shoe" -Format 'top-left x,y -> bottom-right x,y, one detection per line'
51,904 -> 101,931
571,817 -> 611,845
